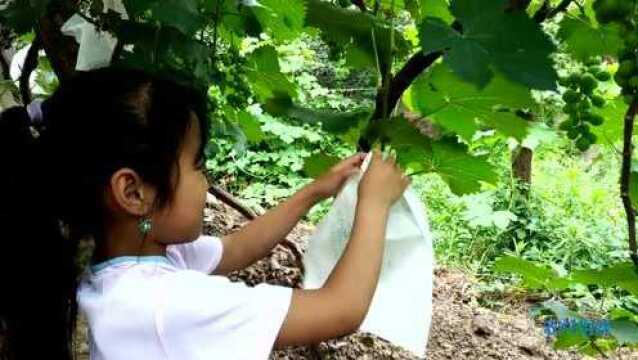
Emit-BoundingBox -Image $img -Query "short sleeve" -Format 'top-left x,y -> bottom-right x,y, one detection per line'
156,271 -> 293,360
166,234 -> 223,273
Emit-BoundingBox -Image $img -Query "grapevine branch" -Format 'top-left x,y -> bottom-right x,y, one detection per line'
351,0 -> 367,12
18,35 -> 42,105
0,49 -> 10,80
620,100 -> 638,269
36,0 -> 79,82
544,0 -> 576,20
532,0 -> 552,22
208,184 -> 258,219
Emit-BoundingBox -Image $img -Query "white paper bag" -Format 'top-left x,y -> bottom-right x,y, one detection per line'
302,152 -> 435,358
60,0 -> 128,71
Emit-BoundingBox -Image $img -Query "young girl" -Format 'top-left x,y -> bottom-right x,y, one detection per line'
0,67 -> 410,360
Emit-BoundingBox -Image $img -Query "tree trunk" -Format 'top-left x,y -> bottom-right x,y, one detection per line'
512,145 -> 533,187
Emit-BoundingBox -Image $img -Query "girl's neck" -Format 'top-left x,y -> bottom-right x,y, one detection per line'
92,224 -> 167,264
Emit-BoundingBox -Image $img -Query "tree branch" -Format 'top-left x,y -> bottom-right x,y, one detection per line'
620,100 -> 638,270
534,0 -> 574,22
207,184 -> 306,274
36,0 -> 79,82
0,50 -> 10,80
351,0 -> 367,12
18,35 -> 42,105
532,0 -> 551,22
209,184 -> 258,219
506,0 -> 532,12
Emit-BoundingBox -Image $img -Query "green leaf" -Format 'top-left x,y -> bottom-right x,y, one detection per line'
631,164 -> 638,210
591,97 -> 630,145
303,153 -> 340,178
398,0 -> 453,23
554,327 -> 588,349
114,20 -> 214,90
245,46 -> 297,102
421,0 -> 453,23
122,0 -> 160,17
610,320 -> 638,345
219,0 -> 263,39
405,63 -> 533,141
364,0 -> 405,12
609,308 -> 638,322
418,0 -> 557,90
419,17 -> 460,54
267,102 -> 372,134
557,14 -> 624,62
304,0 -> 408,72
570,262 -> 638,297
1,0 -> 50,33
374,117 -> 497,194
251,0 -> 306,41
149,0 -> 205,35
236,110 -> 266,144
493,256 -> 570,290
445,37 -> 492,87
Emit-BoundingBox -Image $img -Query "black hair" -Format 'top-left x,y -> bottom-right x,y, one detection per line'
0,67 -> 210,359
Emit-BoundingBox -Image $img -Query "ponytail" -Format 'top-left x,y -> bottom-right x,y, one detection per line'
0,104 -> 79,359
0,67 -> 210,359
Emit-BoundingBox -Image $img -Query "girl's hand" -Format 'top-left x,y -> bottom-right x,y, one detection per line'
309,152 -> 367,201
358,148 -> 410,208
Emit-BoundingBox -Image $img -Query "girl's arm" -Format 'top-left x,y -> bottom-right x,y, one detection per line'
274,149 -> 409,348
211,153 -> 365,276
211,184 -> 321,276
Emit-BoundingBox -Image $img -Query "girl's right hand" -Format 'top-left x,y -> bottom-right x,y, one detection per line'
358,148 -> 410,208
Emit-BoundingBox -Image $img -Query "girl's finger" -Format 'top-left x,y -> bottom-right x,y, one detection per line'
341,152 -> 366,168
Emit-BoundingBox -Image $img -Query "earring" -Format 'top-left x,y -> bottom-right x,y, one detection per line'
138,217 -> 152,237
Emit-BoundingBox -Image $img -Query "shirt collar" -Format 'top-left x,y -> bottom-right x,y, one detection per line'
89,256 -> 173,275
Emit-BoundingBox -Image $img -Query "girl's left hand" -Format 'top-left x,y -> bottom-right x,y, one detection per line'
309,152 -> 367,200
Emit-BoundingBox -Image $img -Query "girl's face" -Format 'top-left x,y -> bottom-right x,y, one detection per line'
152,113 -> 209,244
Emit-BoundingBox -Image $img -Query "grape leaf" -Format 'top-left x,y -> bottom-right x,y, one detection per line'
553,328 -> 588,349
571,262 -> 638,297
251,0 -> 306,41
304,0 -> 408,72
493,256 -> 571,290
421,0 -> 453,23
394,0 -> 453,23
148,0 -> 205,35
418,0 -> 557,90
610,320 -> 638,345
264,95 -> 372,134
557,14 -> 623,63
0,0 -> 50,33
234,110 -> 266,144
631,164 -> 638,210
375,117 -> 497,194
364,0 -> 405,11
591,97 -> 630,145
122,0 -> 159,17
303,153 -> 341,178
405,63 -> 533,141
245,45 -> 297,102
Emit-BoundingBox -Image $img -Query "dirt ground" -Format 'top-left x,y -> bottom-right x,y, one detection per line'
72,196 -> 638,359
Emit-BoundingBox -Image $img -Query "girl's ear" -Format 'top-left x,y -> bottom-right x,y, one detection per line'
107,168 -> 156,216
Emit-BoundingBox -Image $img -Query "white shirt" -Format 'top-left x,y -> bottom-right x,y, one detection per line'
77,234 -> 293,360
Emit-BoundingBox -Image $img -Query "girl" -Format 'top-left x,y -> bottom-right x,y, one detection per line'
0,67 -> 410,360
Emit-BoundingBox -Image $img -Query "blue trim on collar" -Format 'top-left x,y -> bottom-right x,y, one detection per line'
90,256 -> 172,274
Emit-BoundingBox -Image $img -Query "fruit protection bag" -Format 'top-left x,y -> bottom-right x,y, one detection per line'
302,152 -> 435,358
60,0 -> 128,71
